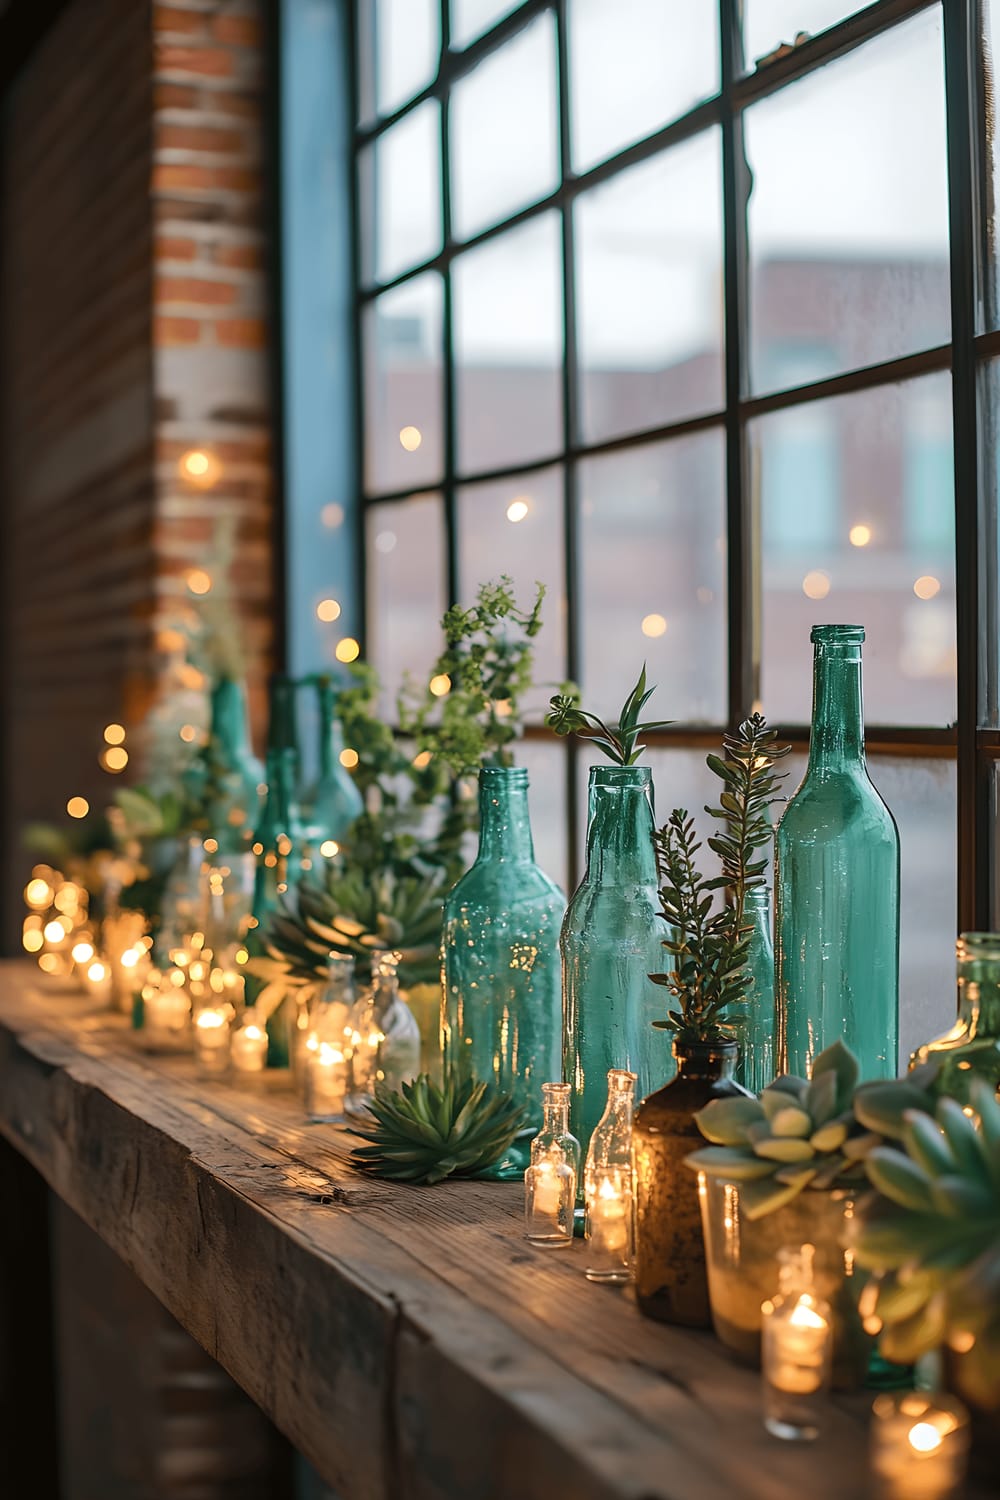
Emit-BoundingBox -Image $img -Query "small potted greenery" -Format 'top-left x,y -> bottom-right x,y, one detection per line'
629,713 -> 791,1327
853,1077 -> 1000,1454
686,1044 -> 940,1386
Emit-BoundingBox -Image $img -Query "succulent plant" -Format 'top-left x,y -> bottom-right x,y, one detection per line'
247,863 -> 448,1007
686,1040 -> 939,1218
349,1072 -> 529,1185
851,1078 -> 1000,1409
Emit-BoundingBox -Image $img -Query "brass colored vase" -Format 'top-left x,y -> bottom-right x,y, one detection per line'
632,1039 -> 747,1327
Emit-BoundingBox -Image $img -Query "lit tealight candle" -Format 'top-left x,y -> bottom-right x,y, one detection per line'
761,1246 -> 833,1441
83,959 -> 112,1005
193,1006 -> 231,1076
870,1393 -> 970,1500
303,1038 -> 349,1121
231,1014 -> 268,1075
584,1165 -> 633,1283
524,1153 -> 575,1247
141,983 -> 190,1051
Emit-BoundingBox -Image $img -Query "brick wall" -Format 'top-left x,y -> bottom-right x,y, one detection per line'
0,0 -> 275,942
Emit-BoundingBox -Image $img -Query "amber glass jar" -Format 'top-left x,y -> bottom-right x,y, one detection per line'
632,1039 -> 747,1327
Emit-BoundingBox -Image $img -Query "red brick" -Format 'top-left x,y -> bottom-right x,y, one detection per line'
154,6 -> 206,36
203,92 -> 260,119
155,236 -> 198,262
152,162 -> 215,192
156,276 -> 238,305
210,165 -> 259,192
154,316 -> 203,346
154,82 -> 200,110
155,45 -> 233,78
158,124 -> 243,153
213,242 -> 262,270
211,13 -> 262,47
213,317 -> 267,348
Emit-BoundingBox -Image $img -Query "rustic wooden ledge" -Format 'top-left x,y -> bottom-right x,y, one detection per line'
0,963 -> 887,1500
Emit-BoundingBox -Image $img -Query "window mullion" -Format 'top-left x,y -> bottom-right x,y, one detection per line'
440,0 -> 459,612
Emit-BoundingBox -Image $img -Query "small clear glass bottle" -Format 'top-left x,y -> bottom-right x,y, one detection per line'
524,1083 -> 581,1248
584,1069 -> 636,1284
302,953 -> 357,1120
761,1244 -> 833,1442
910,931 -> 1000,1104
733,886 -> 775,1094
345,951 -> 420,1114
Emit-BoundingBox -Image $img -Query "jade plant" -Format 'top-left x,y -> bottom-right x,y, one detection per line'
546,664 -> 672,764
349,1072 -> 528,1185
852,1078 -> 1000,1408
649,713 -> 790,1046
402,577 -> 546,775
686,1041 -> 940,1217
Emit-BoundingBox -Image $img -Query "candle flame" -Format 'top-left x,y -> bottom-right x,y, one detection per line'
908,1423 -> 942,1455
789,1296 -> 827,1330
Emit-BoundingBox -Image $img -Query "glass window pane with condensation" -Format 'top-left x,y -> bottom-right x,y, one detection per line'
742,1 -> 866,70
366,495 -> 447,715
450,0 -> 521,50
357,0 -> 440,124
575,129 -> 724,444
456,466 -> 567,718
568,0 -> 719,172
450,14 -> 559,241
578,431 -> 727,726
755,372 -> 956,727
359,101 -> 441,285
363,274 -> 444,494
745,7 -> 950,395
453,213 -> 563,474
518,739 -> 569,896
776,753 -> 956,1072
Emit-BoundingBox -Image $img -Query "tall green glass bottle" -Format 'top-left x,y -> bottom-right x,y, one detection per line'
775,625 -> 899,1080
910,932 -> 1000,1103
732,885 -> 775,1095
303,676 -> 363,854
203,676 -> 263,851
441,766 -> 564,1132
561,765 -> 670,1160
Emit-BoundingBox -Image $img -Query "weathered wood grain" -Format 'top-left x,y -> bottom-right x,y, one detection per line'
0,966 -> 890,1500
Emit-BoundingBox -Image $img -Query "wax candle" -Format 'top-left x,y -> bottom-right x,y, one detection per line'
82,959 -> 112,1006
231,1015 -> 268,1074
584,1165 -> 633,1283
193,1006 -> 231,1076
142,983 -> 191,1051
870,1393 -> 970,1500
303,1039 -> 349,1121
761,1248 -> 832,1441
524,1154 -> 575,1247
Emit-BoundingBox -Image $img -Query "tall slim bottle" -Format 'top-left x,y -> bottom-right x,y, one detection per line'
775,625 -> 899,1079
730,886 -> 775,1094
303,675 -> 363,854
561,765 -> 670,1160
441,766 -> 564,1128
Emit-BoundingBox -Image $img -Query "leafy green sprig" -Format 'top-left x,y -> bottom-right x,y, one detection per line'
651,713 -> 790,1046
546,665 -> 672,764
402,577 -> 546,776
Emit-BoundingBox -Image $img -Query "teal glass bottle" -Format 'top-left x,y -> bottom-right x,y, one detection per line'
441,766 -> 565,1133
207,675 -> 263,830
732,886 -> 775,1094
303,675 -> 363,855
561,765 -> 670,1161
775,625 -> 899,1080
246,737 -> 305,1068
910,932 -> 1000,1103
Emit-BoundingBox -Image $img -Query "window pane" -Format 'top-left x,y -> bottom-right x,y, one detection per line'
450,0 -> 520,50
980,357 -> 1000,725
746,8 -> 950,394
983,1 -> 1000,327
366,495 -> 446,712
456,466 -> 566,714
363,274 -> 443,494
359,101 -> 441,284
756,372 -> 956,726
518,739 -> 569,894
568,0 -> 719,172
743,2 -> 865,69
358,0 -> 440,123
578,431 -> 727,724
450,15 -> 558,241
453,214 -> 563,474
779,752 -> 957,1071
575,131 -> 724,445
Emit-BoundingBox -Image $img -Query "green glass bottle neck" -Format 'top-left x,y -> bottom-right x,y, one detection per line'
957,937 -> 1000,1032
806,644 -> 866,774
476,768 -> 536,864
584,767 -> 655,885
267,677 -> 300,760
210,677 -> 253,759
256,749 -> 298,844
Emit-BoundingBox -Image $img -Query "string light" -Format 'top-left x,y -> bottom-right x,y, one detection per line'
186,569 -> 212,596
335,637 -> 360,663
321,503 -> 344,529
802,570 -> 831,600
66,796 -> 90,819
319,839 -> 340,857
178,449 -> 220,487
849,524 -> 872,547
103,724 -> 126,745
641,613 -> 667,638
179,724 -> 197,743
506,497 -> 530,523
339,749 -> 359,769
399,425 -> 422,451
429,674 -> 451,697
914,575 -> 941,600
317,598 -> 342,622
102,747 -> 129,773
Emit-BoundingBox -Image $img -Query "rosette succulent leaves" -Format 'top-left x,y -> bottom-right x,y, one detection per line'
349,1072 -> 528,1185
686,1041 -> 939,1218
852,1078 -> 1000,1407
